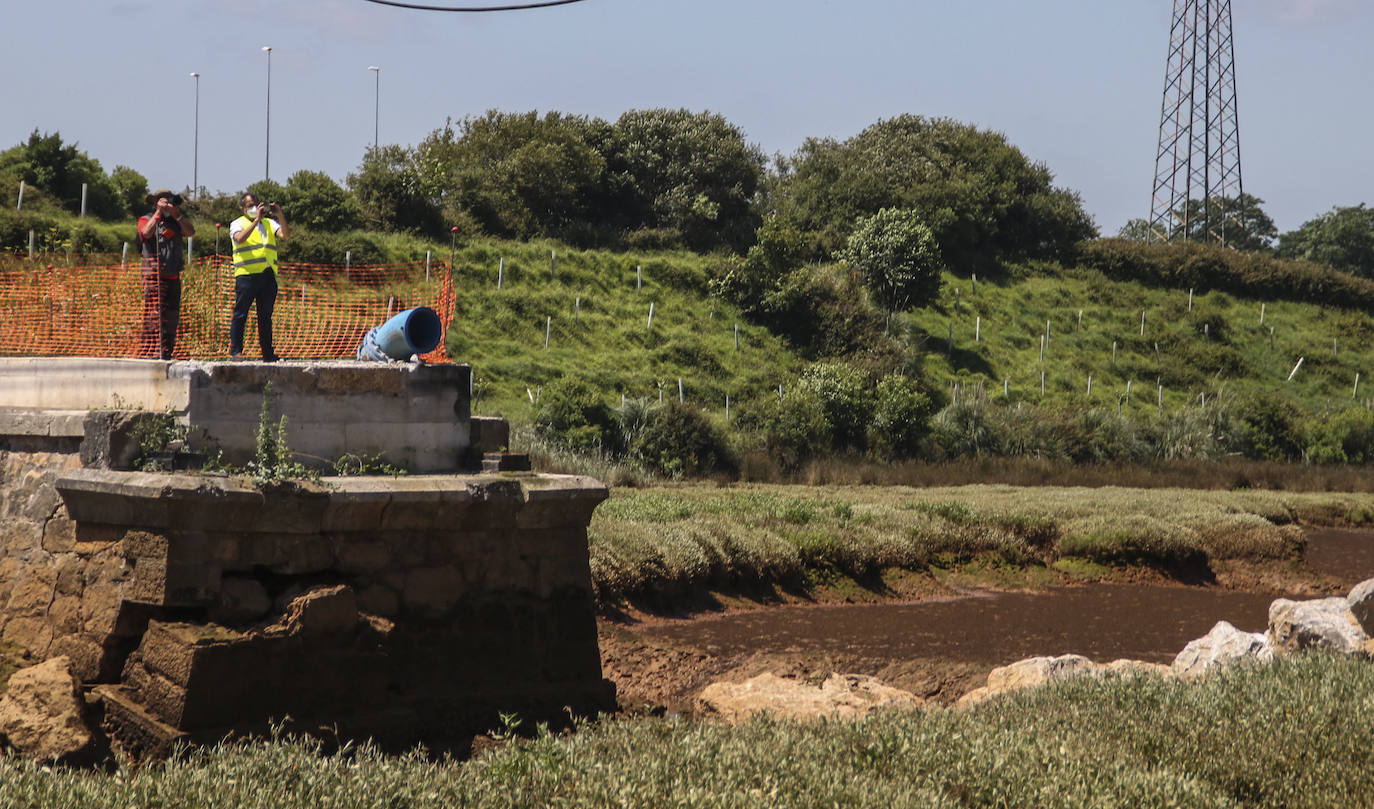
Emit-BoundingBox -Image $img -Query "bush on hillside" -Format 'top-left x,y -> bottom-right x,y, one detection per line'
1230,392 -> 1305,463
799,362 -> 874,451
1082,238 -> 1374,310
1304,408 -> 1374,464
630,402 -> 736,478
535,377 -> 623,454
869,374 -> 935,459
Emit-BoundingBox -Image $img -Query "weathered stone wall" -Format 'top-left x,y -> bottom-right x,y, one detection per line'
1,362 -> 612,754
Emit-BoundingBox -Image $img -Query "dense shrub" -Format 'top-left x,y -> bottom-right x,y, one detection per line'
756,390 -> 829,470
1082,237 -> 1374,310
279,229 -> 387,265
535,377 -> 623,454
868,374 -> 935,459
631,402 -> 736,478
798,362 -> 874,451
1231,392 -> 1305,462
838,207 -> 944,312
1303,408 -> 1374,464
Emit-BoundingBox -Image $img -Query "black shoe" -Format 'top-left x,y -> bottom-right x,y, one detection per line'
228,352 -> 244,361
262,354 -> 280,363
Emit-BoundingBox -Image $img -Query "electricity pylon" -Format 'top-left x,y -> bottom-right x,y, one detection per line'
1149,0 -> 1243,245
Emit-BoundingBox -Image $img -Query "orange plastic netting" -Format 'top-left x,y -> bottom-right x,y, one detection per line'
0,255 -> 454,362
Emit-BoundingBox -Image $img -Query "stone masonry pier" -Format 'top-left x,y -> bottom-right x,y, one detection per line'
0,358 -> 614,755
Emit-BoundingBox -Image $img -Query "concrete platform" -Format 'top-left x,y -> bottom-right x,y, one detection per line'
0,357 -> 492,473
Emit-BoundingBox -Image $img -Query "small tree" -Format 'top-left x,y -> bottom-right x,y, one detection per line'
839,207 -> 943,314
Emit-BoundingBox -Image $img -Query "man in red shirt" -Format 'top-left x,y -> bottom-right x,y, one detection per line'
136,189 -> 195,359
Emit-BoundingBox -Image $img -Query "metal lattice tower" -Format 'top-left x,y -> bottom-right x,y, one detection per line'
1149,0 -> 1243,244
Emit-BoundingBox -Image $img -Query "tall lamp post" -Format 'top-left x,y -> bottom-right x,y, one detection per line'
189,72 -> 200,198
368,65 -> 380,149
262,46 -> 272,180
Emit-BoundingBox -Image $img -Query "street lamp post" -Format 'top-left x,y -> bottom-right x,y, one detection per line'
262,46 -> 272,180
189,72 -> 199,198
368,66 -> 380,149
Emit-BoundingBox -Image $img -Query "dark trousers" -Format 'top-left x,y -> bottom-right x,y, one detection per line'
140,275 -> 181,360
229,271 -> 278,359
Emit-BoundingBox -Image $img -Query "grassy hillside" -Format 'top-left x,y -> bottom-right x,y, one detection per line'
906,262 -> 1372,413
443,240 -> 804,425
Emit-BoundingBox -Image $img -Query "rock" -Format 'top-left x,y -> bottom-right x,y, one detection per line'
1172,621 -> 1272,680
1348,578 -> 1374,636
1268,597 -> 1369,657
697,673 -> 920,722
958,654 -> 1099,706
279,585 -> 358,637
0,656 -> 95,761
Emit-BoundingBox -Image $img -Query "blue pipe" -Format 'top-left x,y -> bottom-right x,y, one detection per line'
357,306 -> 442,362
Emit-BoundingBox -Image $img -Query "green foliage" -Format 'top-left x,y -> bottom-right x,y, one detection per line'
839,207 -> 944,312
1230,392 -> 1305,463
630,402 -> 736,478
282,170 -> 360,232
247,383 -> 314,487
0,130 -> 123,218
757,389 -> 829,470
1304,408 -> 1374,464
1080,237 -> 1374,308
130,410 -> 189,472
607,108 -> 764,253
869,374 -> 935,459
108,165 -> 148,218
775,114 -> 1097,267
1278,203 -> 1374,278
799,362 -> 874,450
347,144 -> 443,236
1162,193 -> 1279,251
535,377 -> 624,454
425,111 -> 610,243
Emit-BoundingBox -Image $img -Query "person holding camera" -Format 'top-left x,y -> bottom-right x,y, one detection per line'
228,192 -> 290,361
137,189 -> 195,360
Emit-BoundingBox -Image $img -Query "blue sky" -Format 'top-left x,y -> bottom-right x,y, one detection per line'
2,0 -> 1370,234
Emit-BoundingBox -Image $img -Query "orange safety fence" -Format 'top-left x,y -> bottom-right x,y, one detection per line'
0,255 -> 454,362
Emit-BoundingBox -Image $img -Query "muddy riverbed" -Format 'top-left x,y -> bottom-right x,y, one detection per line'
598,528 -> 1374,711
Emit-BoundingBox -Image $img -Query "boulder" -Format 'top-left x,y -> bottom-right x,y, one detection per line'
1348,578 -> 1374,636
1172,621 -> 1272,680
277,585 -> 359,637
209,578 -> 272,626
1268,597 -> 1370,657
1100,659 -> 1172,678
697,673 -> 920,722
958,654 -> 1099,706
0,656 -> 95,761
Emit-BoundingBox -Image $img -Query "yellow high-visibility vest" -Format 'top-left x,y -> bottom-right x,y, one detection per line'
231,216 -> 279,276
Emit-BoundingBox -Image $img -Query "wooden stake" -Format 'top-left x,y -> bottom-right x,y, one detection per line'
647,302 -> 654,329
544,316 -> 551,348
498,257 -> 504,289
1288,357 -> 1304,382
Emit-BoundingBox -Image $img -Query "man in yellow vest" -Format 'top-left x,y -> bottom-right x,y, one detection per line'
228,192 -> 290,361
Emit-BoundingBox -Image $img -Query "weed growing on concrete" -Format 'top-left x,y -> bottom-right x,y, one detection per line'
331,452 -> 408,477
130,409 -> 188,472
247,383 -> 315,488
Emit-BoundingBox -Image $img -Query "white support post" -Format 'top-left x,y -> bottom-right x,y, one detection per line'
1288,357 -> 1305,382
1188,288 -> 1194,311
16,180 -> 23,211
425,251 -> 431,282
80,183 -> 88,217
544,316 -> 551,349
1140,310 -> 1146,337
636,265 -> 642,292
647,302 -> 654,329
734,323 -> 739,351
975,316 -> 981,342
575,297 -> 580,324
121,242 -> 128,270
678,378 -> 684,403
498,257 -> 504,289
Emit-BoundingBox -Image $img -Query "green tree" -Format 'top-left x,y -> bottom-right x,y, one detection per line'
1277,204 -> 1374,278
799,362 -> 874,451
838,207 -> 943,313
1116,218 -> 1155,242
424,111 -> 609,243
606,108 -> 765,253
0,130 -> 122,218
109,165 -> 148,217
281,170 -> 359,232
775,115 -> 1097,267
1177,193 -> 1277,251
346,145 -> 442,236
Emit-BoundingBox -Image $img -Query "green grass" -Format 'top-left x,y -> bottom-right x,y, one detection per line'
4,655 -> 1371,808
587,483 -> 1367,603
908,262 -> 1374,414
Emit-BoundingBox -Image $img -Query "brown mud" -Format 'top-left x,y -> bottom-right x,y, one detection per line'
598,528 -> 1374,712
